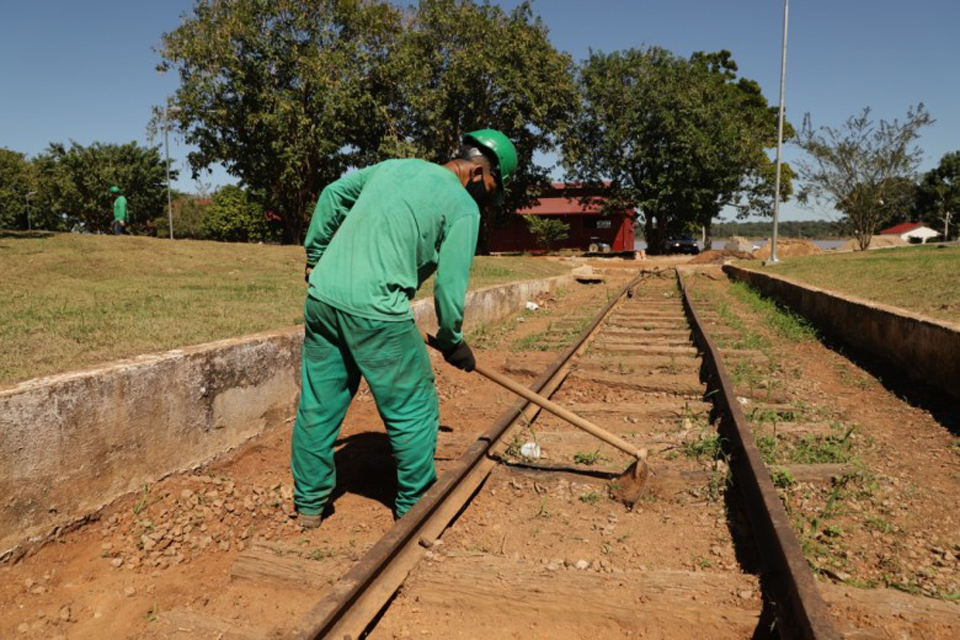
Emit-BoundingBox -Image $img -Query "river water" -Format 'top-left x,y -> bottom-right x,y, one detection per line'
634,239 -> 847,252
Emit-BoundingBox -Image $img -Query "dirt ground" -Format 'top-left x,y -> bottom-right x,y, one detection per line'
0,274 -> 634,639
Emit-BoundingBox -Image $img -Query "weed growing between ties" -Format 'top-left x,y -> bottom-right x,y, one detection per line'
753,423 -> 860,466
510,313 -> 594,352
573,449 -> 602,466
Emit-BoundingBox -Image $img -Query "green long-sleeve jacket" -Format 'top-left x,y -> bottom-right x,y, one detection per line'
304,159 -> 480,350
113,195 -> 128,222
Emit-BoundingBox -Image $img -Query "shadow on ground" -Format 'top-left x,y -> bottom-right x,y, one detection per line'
0,229 -> 54,240
820,335 -> 960,437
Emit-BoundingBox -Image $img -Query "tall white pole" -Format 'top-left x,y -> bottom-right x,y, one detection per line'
770,0 -> 789,263
164,108 -> 175,240
25,191 -> 36,231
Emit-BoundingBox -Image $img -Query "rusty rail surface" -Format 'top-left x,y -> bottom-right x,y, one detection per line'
678,269 -> 840,640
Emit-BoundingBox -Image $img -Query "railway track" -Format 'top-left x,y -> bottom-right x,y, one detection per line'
283,268 -> 844,639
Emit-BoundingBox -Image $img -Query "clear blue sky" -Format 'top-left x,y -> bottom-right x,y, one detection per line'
2,0 -> 958,223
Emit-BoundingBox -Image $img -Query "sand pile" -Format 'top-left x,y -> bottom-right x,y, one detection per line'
838,235 -> 908,251
753,238 -> 823,259
724,236 -> 756,252
689,249 -> 755,264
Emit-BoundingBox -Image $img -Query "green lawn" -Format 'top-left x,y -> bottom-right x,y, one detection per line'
750,245 -> 960,324
0,232 -> 569,386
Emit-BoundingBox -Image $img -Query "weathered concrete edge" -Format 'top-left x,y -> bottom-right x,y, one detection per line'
0,273 -> 573,561
723,264 -> 960,401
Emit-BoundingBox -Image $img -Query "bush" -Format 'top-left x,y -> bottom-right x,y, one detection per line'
152,196 -> 209,239
202,186 -> 277,242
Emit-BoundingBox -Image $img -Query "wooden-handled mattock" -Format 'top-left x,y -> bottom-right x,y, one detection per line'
424,334 -> 648,462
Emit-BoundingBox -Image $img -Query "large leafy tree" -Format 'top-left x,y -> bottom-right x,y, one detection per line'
158,0 -> 402,244
0,148 -> 37,230
32,141 -> 171,233
795,105 -> 933,249
562,47 -> 790,253
385,0 -> 577,243
914,151 -> 960,240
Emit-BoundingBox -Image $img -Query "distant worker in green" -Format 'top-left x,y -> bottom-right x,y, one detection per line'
110,186 -> 128,235
291,129 -> 518,528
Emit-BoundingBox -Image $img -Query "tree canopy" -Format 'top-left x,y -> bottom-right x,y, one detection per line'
386,0 -> 577,233
0,148 -> 36,230
915,150 -> 960,240
31,141 -> 171,233
158,0 -> 401,244
561,47 -> 792,253
794,105 -> 933,249
158,0 -> 576,245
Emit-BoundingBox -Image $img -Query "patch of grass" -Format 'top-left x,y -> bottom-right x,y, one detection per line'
863,516 -> 896,534
146,600 -> 159,623
573,450 -> 601,466
770,467 -> 795,489
682,433 -> 724,461
308,547 -> 336,561
753,244 -> 960,323
532,499 -> 551,520
790,426 -> 856,464
729,281 -> 817,341
132,484 -> 152,516
579,491 -> 601,504
0,234 -> 569,385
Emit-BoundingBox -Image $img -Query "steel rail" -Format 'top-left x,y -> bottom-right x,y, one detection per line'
677,268 -> 840,640
290,272 -> 646,640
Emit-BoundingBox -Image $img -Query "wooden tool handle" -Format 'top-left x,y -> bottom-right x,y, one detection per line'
424,333 -> 645,460
474,364 -> 646,461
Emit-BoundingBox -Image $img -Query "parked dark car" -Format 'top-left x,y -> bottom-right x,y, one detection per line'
665,235 -> 700,255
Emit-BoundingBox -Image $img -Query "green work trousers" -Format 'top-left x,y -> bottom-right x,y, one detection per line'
291,296 -> 439,519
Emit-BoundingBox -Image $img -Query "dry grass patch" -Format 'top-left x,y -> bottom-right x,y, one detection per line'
749,245 -> 960,324
0,232 -> 569,385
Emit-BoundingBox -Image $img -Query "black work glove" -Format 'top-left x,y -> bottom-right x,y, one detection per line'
442,340 -> 475,372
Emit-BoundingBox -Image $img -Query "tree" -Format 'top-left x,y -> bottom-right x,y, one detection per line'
915,151 -> 960,240
523,215 -> 569,252
158,0 -> 403,244
0,148 -> 36,230
562,48 -> 791,254
32,141 -> 172,233
795,105 -> 933,250
384,0 -> 577,247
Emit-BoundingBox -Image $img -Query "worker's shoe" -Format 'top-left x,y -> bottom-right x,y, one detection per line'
298,513 -> 322,529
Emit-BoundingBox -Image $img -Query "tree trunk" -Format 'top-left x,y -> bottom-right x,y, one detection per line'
644,214 -> 665,254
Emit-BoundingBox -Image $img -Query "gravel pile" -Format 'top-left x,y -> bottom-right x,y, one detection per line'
98,474 -> 295,572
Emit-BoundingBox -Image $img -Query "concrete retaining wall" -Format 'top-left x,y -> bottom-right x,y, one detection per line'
0,273 -> 572,560
723,265 -> 960,402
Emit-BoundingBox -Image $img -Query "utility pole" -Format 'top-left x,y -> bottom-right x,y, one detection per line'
770,0 -> 789,263
25,191 -> 37,231
162,106 -> 182,240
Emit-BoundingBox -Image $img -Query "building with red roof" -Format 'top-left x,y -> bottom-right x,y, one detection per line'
879,222 -> 940,243
488,182 -> 636,253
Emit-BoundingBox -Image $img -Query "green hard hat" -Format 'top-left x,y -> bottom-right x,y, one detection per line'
463,129 -> 518,188
109,186 -> 120,193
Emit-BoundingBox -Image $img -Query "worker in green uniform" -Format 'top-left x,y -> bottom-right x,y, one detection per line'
291,129 -> 518,528
110,186 -> 128,235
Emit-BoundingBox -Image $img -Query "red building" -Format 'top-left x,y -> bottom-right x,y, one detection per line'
488,182 -> 636,253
